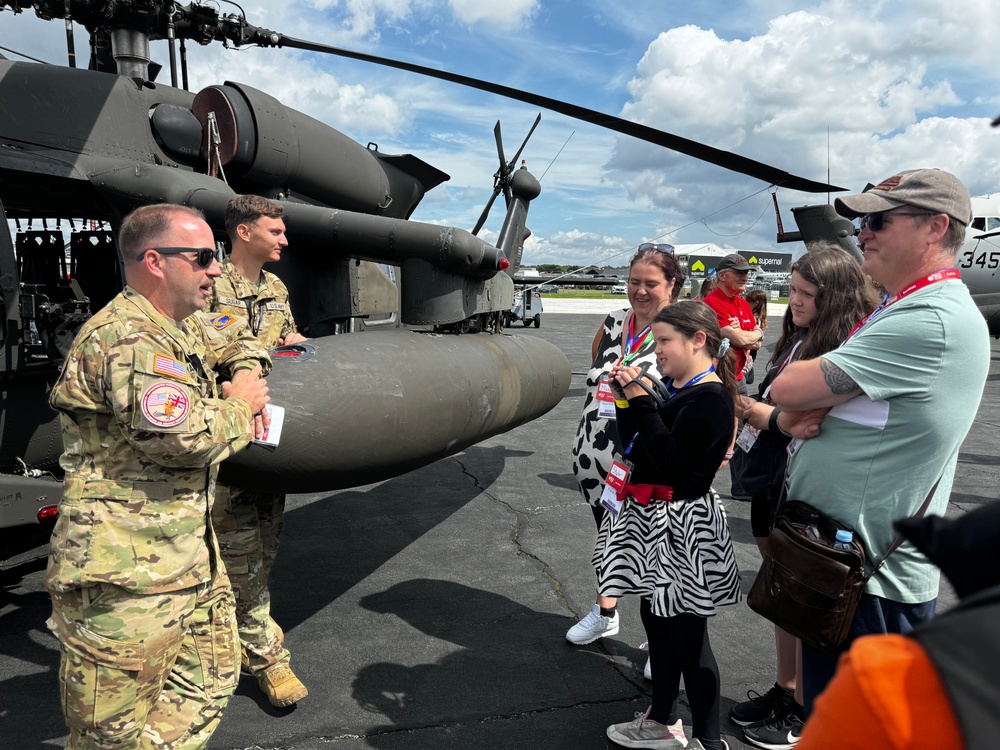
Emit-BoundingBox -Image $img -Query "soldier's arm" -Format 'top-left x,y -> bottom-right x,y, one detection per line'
198,312 -> 272,379
275,277 -> 307,344
105,333 -> 259,469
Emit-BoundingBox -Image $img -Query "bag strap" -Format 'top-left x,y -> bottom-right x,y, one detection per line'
863,476 -> 941,581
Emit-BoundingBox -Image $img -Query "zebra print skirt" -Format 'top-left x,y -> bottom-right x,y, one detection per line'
592,488 -> 742,618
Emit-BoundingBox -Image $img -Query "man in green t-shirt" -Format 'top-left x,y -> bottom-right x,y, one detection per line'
767,169 -> 989,721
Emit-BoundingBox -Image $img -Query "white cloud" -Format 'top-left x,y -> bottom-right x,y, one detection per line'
448,0 -> 538,28
522,228 -> 629,266
185,47 -> 406,136
597,0 -> 1000,257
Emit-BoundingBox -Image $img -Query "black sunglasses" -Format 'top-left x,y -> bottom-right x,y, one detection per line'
136,247 -> 217,268
637,242 -> 675,254
860,211 -> 932,232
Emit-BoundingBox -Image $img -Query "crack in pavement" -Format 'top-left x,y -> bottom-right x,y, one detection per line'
450,456 -> 652,693
452,455 -> 573,614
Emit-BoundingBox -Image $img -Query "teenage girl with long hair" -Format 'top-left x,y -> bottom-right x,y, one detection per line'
599,300 -> 741,750
729,243 -> 881,748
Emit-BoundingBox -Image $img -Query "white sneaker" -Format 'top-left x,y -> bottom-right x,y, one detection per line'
640,641 -> 652,680
566,604 -> 620,645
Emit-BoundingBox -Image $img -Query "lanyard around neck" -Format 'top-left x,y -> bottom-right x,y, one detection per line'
622,312 -> 653,365
845,268 -> 960,343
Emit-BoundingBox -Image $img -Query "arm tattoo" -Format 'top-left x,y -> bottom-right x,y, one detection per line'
820,358 -> 860,395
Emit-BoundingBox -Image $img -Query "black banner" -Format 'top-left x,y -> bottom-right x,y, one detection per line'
684,252 -> 791,278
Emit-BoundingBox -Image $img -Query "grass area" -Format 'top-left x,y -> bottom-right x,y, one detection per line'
539,290 -> 628,299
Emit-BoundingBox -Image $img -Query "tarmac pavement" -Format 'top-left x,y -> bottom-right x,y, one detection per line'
1,305 -> 995,749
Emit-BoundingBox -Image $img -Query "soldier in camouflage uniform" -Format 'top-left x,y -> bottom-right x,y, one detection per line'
46,204 -> 272,749
208,195 -> 308,708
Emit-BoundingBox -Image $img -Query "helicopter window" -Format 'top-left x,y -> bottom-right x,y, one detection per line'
987,217 -> 1000,231
972,217 -> 985,230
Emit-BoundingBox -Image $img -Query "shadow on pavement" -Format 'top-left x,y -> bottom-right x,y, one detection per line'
269,443 -> 512,633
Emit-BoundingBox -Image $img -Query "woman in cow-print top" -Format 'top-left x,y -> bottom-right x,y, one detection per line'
567,245 -> 685,649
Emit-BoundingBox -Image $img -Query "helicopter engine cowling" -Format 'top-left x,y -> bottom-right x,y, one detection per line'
193,82 -> 446,219
219,330 -> 570,493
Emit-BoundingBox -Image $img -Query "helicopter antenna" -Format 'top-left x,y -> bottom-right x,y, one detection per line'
539,130 -> 574,183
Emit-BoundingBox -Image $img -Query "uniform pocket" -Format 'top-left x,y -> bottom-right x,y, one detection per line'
191,588 -> 239,697
57,622 -> 144,738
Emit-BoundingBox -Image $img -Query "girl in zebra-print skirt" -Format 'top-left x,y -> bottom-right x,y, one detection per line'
599,301 -> 740,750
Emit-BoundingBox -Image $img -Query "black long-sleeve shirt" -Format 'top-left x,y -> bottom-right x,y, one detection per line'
615,382 -> 734,500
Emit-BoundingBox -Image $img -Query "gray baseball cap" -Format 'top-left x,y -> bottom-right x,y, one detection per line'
834,168 -> 971,226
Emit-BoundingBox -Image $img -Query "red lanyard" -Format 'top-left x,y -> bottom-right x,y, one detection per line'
845,268 -> 961,342
622,313 -> 652,362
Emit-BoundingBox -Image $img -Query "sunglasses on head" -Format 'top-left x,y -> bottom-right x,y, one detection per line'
637,242 -> 675,254
859,211 -> 932,232
136,247 -> 216,268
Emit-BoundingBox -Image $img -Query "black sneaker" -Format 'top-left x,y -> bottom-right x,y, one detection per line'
742,701 -> 804,750
728,683 -> 793,726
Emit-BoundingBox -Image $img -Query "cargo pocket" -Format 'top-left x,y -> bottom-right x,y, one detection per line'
57,622 -> 144,739
192,589 -> 239,698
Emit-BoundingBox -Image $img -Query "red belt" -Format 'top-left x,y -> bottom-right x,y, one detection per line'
618,482 -> 674,505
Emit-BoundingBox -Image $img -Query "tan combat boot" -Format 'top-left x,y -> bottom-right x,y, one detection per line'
258,665 -> 309,707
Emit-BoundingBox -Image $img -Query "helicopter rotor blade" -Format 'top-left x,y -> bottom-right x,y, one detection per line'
273,33 -> 844,193
472,189 -> 501,236
507,112 -> 541,173
493,120 -> 507,173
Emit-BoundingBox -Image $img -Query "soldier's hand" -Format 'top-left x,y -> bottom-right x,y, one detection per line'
252,408 -> 271,440
223,364 -> 270,415
280,332 -> 308,345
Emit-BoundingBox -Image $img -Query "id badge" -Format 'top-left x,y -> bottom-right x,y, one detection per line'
787,438 -> 804,459
735,423 -> 760,452
596,374 -> 617,420
599,454 -> 632,517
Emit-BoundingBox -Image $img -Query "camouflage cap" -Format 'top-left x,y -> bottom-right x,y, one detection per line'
835,168 -> 972,226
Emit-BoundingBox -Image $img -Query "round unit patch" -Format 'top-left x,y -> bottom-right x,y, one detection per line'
141,382 -> 191,427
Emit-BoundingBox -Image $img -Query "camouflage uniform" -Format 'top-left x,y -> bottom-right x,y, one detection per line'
46,286 -> 270,749
208,259 -> 298,676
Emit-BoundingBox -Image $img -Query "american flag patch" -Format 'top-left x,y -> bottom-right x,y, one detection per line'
211,314 -> 236,330
152,353 -> 188,381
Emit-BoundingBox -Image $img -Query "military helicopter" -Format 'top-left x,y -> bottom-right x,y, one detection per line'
0,0 -> 845,555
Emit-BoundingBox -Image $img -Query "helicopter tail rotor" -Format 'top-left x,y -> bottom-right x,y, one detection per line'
472,114 -> 541,236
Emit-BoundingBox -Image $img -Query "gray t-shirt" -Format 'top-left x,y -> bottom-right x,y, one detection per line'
786,280 -> 988,603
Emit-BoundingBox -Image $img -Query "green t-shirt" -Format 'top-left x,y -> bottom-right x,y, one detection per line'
785,280 -> 988,603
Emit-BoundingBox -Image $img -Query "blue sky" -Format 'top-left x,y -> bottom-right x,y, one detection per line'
5,0 -> 1000,266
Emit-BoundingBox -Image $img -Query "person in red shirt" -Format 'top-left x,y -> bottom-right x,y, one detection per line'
701,254 -> 763,397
